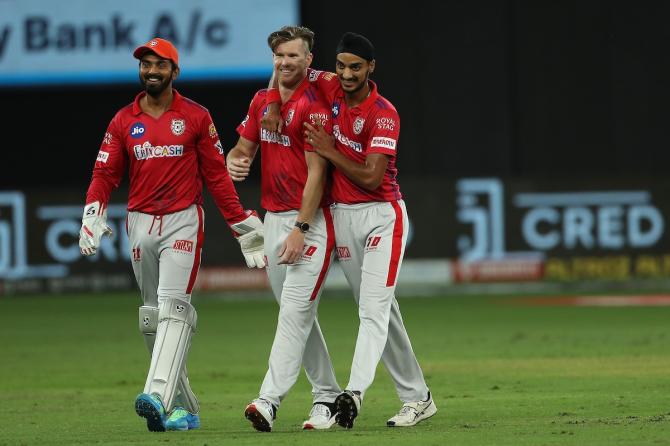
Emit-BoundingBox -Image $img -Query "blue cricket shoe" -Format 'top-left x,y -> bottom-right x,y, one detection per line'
134,393 -> 167,432
166,407 -> 200,431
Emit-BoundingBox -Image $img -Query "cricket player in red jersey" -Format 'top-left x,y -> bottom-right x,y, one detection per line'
79,37 -> 265,433
264,32 -> 437,429
225,26 -> 342,432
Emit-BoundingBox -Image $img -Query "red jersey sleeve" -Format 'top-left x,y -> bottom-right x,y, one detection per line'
85,114 -> 127,206
236,92 -> 263,143
307,70 -> 340,103
197,112 -> 246,225
303,98 -> 333,152
366,108 -> 400,157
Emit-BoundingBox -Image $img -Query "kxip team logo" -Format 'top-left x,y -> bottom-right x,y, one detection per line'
171,119 -> 185,136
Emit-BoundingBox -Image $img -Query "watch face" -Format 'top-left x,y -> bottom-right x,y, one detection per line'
296,221 -> 309,232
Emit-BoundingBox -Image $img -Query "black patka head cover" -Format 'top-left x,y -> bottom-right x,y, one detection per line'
336,32 -> 375,61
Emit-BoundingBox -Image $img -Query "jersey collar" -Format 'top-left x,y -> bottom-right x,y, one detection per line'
280,75 -> 311,109
132,89 -> 184,116
337,80 -> 379,114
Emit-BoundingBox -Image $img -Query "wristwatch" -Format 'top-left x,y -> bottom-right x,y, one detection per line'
294,221 -> 310,233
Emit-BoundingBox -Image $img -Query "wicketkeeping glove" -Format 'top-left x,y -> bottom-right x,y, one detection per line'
231,210 -> 266,268
79,201 -> 113,256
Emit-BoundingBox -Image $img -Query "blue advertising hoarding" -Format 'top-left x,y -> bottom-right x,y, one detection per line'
0,0 -> 298,85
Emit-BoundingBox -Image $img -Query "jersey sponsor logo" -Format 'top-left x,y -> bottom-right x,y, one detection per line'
209,123 -> 218,138
332,102 -> 340,117
309,112 -> 329,125
241,114 -> 250,127
173,239 -> 194,253
301,245 -> 318,261
171,119 -> 186,136
96,150 -> 109,163
353,117 -> 365,135
333,125 -> 362,152
260,128 -> 291,147
130,122 -> 146,139
214,140 -> 224,155
336,246 -> 351,260
370,137 -> 397,151
133,141 -> 184,160
285,108 -> 295,126
376,117 -> 396,131
102,132 -> 113,145
365,235 -> 383,252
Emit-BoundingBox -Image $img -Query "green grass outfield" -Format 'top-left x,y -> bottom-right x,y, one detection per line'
2,291 -> 670,445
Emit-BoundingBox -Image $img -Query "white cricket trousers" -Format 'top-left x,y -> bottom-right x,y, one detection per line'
127,204 -> 204,413
259,208 -> 341,407
127,204 -> 204,307
332,200 -> 429,402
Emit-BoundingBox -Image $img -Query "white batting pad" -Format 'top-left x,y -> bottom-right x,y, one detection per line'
139,305 -> 200,414
143,298 -> 197,412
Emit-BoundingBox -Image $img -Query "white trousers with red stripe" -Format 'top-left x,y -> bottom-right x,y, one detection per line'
127,204 -> 204,305
259,208 -> 341,407
127,204 -> 204,412
332,200 -> 429,402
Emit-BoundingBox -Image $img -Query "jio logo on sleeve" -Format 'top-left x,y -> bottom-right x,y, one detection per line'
130,122 -> 146,139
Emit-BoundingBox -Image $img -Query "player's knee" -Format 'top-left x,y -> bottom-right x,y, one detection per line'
158,297 -> 198,332
139,305 -> 159,334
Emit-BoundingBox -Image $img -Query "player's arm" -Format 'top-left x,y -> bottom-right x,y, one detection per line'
278,151 -> 328,264
80,119 -> 126,256
262,68 -> 339,132
226,136 -> 258,182
197,116 -> 265,268
303,121 -> 388,191
260,67 -> 283,133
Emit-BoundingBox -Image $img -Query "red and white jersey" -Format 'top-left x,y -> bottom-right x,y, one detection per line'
308,72 -> 402,204
86,90 -> 246,224
237,76 -> 332,212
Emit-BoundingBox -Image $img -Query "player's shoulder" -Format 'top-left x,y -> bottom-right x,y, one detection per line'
371,94 -> 398,115
246,89 -> 268,109
110,102 -> 136,127
307,68 -> 336,83
180,95 -> 211,115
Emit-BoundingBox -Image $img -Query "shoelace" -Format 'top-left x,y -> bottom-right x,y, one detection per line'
311,404 -> 331,418
398,404 -> 420,417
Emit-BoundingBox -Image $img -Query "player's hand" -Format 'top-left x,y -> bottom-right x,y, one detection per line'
278,228 -> 305,265
226,155 -> 251,182
79,201 -> 113,256
261,102 -> 283,133
304,121 -> 336,158
231,210 -> 266,268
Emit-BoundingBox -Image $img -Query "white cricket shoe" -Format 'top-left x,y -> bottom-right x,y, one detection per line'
386,392 -> 437,427
244,398 -> 275,432
335,390 -> 362,429
302,403 -> 337,430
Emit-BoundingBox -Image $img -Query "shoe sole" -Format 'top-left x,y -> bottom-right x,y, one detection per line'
135,397 -> 166,432
245,404 -> 272,432
335,394 -> 358,429
302,416 -> 337,430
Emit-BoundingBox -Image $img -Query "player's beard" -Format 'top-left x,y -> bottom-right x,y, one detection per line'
340,72 -> 370,95
140,72 -> 172,98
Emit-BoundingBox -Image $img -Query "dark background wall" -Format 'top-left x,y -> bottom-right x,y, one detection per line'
2,0 -> 668,190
